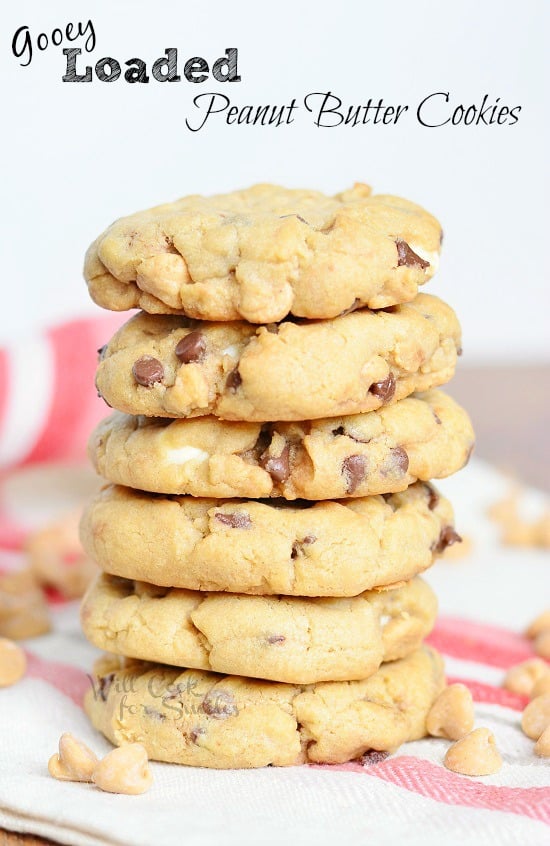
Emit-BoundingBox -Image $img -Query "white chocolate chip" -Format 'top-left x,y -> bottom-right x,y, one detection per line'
221,345 -> 240,358
444,728 -> 502,776
92,743 -> 152,795
166,446 -> 209,464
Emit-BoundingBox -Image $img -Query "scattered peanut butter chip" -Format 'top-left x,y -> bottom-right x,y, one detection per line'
0,638 -> 26,687
395,238 -> 430,270
503,658 -> 549,697
175,331 -> 206,364
526,610 -> 550,639
534,724 -> 550,757
369,373 -> 396,403
521,695 -> 550,740
531,675 -> 550,700
132,356 -> 164,387
443,728 -> 502,776
342,454 -> 367,494
427,684 -> 475,741
48,733 -> 98,782
0,568 -> 51,639
534,630 -> 550,660
92,743 -> 152,795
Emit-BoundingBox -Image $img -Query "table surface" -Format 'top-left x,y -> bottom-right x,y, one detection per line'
1,363 -> 548,845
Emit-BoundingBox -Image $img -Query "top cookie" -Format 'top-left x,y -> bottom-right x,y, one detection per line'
85,183 -> 442,323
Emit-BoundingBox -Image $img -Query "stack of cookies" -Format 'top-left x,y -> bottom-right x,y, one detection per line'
79,184 -> 474,768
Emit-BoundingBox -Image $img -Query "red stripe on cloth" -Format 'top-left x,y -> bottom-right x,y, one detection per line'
427,616 -> 533,668
317,757 -> 550,824
24,315 -> 122,466
25,650 -> 90,707
447,675 -> 528,712
0,349 -> 10,438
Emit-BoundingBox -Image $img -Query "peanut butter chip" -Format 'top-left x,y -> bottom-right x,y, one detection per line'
443,728 -> 502,776
132,356 -> 164,387
395,238 -> 430,270
534,629 -> 550,659
175,331 -> 206,364
48,733 -> 98,782
503,658 -> 549,697
531,675 -> 550,700
0,638 -> 26,687
526,610 -> 550,639
521,695 -> 550,740
92,743 -> 153,795
534,725 -> 550,757
369,373 -> 396,403
426,684 -> 474,741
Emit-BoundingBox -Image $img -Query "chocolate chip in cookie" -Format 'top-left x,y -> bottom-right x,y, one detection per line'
175,331 -> 206,364
226,368 -> 242,391
369,373 -> 396,404
202,691 -> 238,719
424,483 -> 439,511
260,444 -> 291,483
395,238 -> 430,270
342,455 -> 367,494
432,526 -> 462,553
132,356 -> 164,387
215,512 -> 252,529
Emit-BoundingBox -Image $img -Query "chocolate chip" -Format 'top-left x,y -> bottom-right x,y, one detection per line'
339,298 -> 361,317
457,346 -> 463,357
432,410 -> 442,425
360,750 -> 389,767
465,443 -> 475,464
424,483 -> 439,510
97,344 -> 107,361
395,238 -> 430,270
215,512 -> 252,529
175,331 -> 206,364
291,534 -> 317,559
202,690 -> 238,719
190,727 -> 206,743
267,635 -> 286,644
260,444 -> 290,483
132,356 -> 164,387
432,526 -> 462,553
390,446 -> 409,474
342,455 -> 367,494
439,229 -> 444,245
226,368 -> 242,391
280,214 -> 308,225
143,706 -> 166,721
97,673 -> 114,702
369,373 -> 396,404
332,425 -> 346,437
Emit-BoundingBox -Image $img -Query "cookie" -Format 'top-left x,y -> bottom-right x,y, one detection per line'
95,294 -> 460,421
84,183 -> 442,323
89,390 -> 474,500
84,646 -> 445,767
81,574 -> 436,684
81,482 -> 457,596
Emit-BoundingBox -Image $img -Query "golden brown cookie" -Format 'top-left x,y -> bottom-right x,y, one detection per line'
81,574 -> 437,684
88,390 -> 474,500
84,183 -> 442,323
81,482 -> 457,596
84,646 -> 445,767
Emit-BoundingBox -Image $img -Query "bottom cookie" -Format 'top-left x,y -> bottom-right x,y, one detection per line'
84,646 -> 444,768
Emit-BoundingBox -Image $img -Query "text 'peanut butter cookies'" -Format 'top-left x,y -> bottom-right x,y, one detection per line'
81,575 -> 437,685
81,482 -> 457,596
95,294 -> 460,421
84,646 -> 445,768
88,390 -> 474,500
84,183 -> 442,323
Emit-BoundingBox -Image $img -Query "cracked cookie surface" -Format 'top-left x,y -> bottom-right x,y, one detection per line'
84,183 -> 442,323
84,646 -> 445,767
95,294 -> 460,421
81,574 -> 437,684
81,482 -> 457,596
88,389 -> 474,500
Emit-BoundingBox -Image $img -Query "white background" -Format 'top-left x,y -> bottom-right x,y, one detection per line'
1,0 -> 548,362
